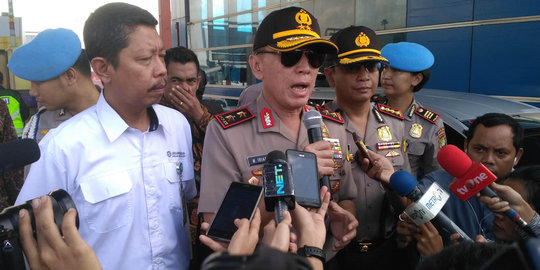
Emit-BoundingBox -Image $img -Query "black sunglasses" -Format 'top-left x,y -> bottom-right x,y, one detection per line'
336,61 -> 381,73
255,49 -> 325,68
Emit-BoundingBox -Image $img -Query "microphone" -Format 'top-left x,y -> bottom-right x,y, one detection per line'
390,170 -> 472,241
262,150 -> 295,223
303,110 -> 330,192
0,138 -> 40,172
437,145 -> 536,236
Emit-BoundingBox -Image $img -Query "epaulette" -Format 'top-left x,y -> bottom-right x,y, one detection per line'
214,107 -> 255,129
316,105 -> 344,124
415,106 -> 440,124
377,103 -> 404,120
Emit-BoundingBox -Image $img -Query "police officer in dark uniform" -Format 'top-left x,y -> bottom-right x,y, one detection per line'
380,42 -> 447,179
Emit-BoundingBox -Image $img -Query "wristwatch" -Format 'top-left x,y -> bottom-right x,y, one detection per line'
297,245 -> 326,263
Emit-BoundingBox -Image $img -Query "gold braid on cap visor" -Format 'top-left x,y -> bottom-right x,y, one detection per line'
274,29 -> 320,49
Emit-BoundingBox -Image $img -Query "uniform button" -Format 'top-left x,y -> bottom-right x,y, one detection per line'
367,183 -> 371,187
152,223 -> 159,230
154,258 -> 162,264
148,188 -> 154,195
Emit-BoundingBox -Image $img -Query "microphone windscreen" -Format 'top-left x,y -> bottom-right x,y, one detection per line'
437,145 -> 472,178
0,138 -> 40,171
303,110 -> 322,130
389,170 -> 418,197
266,150 -> 286,163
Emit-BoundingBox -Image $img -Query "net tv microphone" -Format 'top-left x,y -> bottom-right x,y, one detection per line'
262,150 -> 295,223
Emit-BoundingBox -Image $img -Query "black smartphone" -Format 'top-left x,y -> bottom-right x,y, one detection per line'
286,149 -> 321,208
206,182 -> 263,242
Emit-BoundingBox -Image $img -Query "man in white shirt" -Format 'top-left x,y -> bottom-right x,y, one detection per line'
16,3 -> 196,270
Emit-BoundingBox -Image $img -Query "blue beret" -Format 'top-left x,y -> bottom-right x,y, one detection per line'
381,42 -> 434,72
8,28 -> 81,82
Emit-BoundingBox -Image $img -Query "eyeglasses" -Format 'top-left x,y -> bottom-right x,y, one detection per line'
335,61 -> 381,73
255,49 -> 325,68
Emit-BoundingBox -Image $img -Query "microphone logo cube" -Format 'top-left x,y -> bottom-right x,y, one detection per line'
404,182 -> 449,225
449,163 -> 496,201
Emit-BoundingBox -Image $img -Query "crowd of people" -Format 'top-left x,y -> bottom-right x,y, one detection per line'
1,3 -> 539,270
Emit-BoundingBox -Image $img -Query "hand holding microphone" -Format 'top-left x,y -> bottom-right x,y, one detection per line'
390,170 -> 472,241
303,110 -> 331,192
437,145 -> 536,236
262,151 -> 295,224
478,182 -> 536,226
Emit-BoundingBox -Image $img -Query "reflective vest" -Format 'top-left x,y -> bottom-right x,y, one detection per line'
0,95 -> 24,136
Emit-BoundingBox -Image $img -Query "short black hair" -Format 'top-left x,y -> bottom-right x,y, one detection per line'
412,69 -> 430,92
83,2 -> 157,67
500,165 -> 540,211
196,69 -> 207,99
165,46 -> 200,72
465,113 -> 524,152
72,49 -> 91,78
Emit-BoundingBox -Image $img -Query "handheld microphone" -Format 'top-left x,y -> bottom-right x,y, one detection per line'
437,145 -> 536,236
0,138 -> 40,172
390,170 -> 472,241
303,110 -> 330,193
262,150 -> 295,223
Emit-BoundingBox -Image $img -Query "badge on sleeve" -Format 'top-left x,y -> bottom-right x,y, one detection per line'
409,123 -> 423,138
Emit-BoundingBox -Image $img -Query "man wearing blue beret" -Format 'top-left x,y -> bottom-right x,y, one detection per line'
379,42 -> 447,179
8,28 -> 99,144
16,3 -> 196,270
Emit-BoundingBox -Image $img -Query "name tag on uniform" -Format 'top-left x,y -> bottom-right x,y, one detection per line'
247,154 -> 267,166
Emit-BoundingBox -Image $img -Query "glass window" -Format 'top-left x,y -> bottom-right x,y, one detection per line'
188,22 -> 210,49
229,0 -> 251,12
213,0 -> 228,18
189,0 -> 208,21
314,0 -> 355,37
355,0 -> 406,31
197,47 -> 254,86
229,14 -> 254,46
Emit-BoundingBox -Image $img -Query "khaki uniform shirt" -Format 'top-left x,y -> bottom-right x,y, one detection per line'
22,107 -> 73,143
402,99 -> 446,178
325,101 -> 410,240
198,95 -> 356,214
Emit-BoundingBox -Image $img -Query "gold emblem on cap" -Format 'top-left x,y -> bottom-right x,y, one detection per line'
377,126 -> 393,142
295,9 -> 312,30
409,123 -> 423,138
355,32 -> 370,47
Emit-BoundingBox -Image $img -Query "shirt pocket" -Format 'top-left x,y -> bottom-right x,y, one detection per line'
163,161 -> 183,213
80,170 -> 134,233
407,140 -> 426,156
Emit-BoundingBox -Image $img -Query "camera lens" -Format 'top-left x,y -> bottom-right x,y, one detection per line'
0,189 -> 79,234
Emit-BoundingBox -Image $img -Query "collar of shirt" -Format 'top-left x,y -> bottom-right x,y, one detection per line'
96,93 -> 161,142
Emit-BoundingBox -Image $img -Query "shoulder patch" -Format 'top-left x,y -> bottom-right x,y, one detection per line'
415,106 -> 440,124
377,103 -> 404,120
214,107 -> 254,129
316,105 -> 344,124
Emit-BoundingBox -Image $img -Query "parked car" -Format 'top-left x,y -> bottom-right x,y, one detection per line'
309,87 -> 540,168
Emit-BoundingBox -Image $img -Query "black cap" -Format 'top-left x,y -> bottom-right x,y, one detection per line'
253,7 -> 337,53
330,26 -> 388,65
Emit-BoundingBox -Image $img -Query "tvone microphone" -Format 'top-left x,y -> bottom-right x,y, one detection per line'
303,110 -> 330,193
262,150 -> 295,223
437,145 -> 536,236
390,170 -> 472,241
0,138 -> 40,173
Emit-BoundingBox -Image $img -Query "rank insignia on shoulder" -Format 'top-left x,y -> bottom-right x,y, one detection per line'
377,104 -> 404,120
415,106 -> 440,124
215,107 -> 254,129
316,106 -> 344,124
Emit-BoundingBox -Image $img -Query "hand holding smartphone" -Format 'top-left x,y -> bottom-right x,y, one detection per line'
206,182 -> 263,242
286,149 -> 321,208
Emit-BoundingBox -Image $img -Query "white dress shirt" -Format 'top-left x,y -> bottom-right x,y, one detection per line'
17,93 -> 196,270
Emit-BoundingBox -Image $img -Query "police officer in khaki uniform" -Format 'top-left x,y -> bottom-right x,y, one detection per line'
323,26 -> 414,269
199,7 -> 358,255
380,42 -> 447,179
